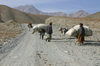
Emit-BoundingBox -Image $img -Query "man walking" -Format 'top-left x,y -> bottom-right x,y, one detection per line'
78,23 -> 85,45
46,22 -> 53,42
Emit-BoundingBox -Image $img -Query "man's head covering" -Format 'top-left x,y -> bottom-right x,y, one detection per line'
80,23 -> 83,27
49,22 -> 52,25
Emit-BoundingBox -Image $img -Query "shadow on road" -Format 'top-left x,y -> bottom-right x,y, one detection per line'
52,38 -> 65,40
67,37 -> 76,39
83,40 -> 100,46
51,38 -> 69,42
51,40 -> 68,43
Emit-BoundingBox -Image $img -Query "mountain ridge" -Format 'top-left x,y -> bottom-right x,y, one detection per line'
68,10 -> 90,17
15,5 -> 90,17
0,5 -> 49,23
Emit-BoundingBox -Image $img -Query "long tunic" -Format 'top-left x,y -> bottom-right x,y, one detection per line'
78,27 -> 85,43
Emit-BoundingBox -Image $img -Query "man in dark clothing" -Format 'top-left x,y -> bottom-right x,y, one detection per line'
46,22 -> 53,42
78,23 -> 85,45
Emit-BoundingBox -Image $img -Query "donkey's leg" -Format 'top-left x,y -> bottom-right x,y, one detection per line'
42,33 -> 45,40
40,33 -> 41,39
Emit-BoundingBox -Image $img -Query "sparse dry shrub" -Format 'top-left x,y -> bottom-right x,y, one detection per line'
0,22 -> 23,44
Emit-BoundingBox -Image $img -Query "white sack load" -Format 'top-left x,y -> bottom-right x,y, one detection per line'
66,25 -> 92,37
32,24 -> 48,34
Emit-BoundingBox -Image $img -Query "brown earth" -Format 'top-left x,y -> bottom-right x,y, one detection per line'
87,12 -> 100,19
45,16 -> 100,29
0,22 -> 23,45
0,5 -> 50,24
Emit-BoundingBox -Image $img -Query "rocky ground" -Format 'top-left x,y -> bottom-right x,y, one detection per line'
0,24 -> 100,66
0,22 -> 23,46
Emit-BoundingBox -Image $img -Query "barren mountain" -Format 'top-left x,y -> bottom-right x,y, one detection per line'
15,5 -> 67,17
0,5 -> 49,23
15,5 -> 90,17
68,10 -> 90,17
15,5 -> 42,14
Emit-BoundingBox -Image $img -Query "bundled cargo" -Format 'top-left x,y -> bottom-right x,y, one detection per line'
32,24 -> 48,34
66,25 -> 92,37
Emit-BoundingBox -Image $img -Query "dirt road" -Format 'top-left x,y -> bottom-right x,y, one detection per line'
0,24 -> 100,66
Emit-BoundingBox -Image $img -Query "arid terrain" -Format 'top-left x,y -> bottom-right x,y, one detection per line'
0,21 -> 23,46
0,4 -> 100,66
0,21 -> 100,66
0,5 -> 50,24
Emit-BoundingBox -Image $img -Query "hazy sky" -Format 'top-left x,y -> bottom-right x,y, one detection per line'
0,0 -> 100,14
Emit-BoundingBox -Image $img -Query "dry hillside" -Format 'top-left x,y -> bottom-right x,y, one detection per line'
0,21 -> 23,46
87,12 -> 100,19
0,5 -> 50,24
46,16 -> 100,29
